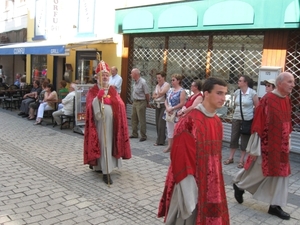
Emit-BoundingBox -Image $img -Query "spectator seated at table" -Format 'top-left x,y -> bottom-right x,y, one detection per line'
53,83 -> 76,127
34,83 -> 58,125
58,80 -> 69,100
20,76 -> 26,89
18,80 -> 42,118
27,81 -> 49,120
14,73 -> 21,88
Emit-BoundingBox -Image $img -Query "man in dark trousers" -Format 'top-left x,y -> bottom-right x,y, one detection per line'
18,80 -> 42,118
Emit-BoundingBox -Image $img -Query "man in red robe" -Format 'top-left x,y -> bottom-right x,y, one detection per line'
83,62 -> 131,185
158,77 -> 230,225
233,72 -> 295,220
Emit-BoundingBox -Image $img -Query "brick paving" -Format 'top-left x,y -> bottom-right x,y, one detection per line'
0,108 -> 300,225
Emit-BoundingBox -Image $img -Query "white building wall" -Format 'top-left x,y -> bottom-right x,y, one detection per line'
0,0 -> 27,33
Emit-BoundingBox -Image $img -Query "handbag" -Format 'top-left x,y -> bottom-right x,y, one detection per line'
239,90 -> 252,135
165,112 -> 176,123
240,119 -> 253,135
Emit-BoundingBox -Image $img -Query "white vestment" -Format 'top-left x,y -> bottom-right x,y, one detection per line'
92,96 -> 122,174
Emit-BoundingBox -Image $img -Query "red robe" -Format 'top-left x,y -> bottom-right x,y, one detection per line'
158,108 -> 229,225
185,92 -> 202,108
83,85 -> 131,166
246,92 -> 291,177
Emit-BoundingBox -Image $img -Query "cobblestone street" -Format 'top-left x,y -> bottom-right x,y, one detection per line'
1,108 -> 300,225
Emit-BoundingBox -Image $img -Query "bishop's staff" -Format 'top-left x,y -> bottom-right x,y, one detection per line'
95,54 -> 111,186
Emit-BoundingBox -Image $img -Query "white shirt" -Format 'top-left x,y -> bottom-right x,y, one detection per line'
109,74 -> 122,93
62,91 -> 75,115
233,88 -> 257,121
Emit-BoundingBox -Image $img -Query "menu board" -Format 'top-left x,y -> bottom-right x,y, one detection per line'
74,84 -> 94,126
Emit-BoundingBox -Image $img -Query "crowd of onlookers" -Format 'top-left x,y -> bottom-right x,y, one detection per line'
0,67 -> 124,130
10,76 -> 77,128
0,73 -> 76,127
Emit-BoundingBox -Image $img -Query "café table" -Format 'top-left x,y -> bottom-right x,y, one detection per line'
0,88 -> 30,110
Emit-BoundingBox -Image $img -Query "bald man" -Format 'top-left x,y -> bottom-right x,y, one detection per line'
130,68 -> 150,142
233,72 -> 295,220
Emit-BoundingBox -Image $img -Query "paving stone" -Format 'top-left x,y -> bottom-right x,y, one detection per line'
0,109 -> 300,224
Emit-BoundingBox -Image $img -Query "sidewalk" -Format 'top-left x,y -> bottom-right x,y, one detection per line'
0,108 -> 300,225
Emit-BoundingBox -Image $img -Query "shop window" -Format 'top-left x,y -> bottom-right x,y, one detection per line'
128,31 -> 264,122
76,51 -> 101,84
31,55 -> 47,84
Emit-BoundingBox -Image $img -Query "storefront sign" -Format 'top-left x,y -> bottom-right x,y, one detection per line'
0,44 -> 65,55
14,48 -> 25,55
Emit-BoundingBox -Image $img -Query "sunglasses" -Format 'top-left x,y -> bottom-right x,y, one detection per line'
266,84 -> 272,87
171,79 -> 176,81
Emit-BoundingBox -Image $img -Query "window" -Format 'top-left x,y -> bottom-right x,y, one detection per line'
31,55 -> 47,83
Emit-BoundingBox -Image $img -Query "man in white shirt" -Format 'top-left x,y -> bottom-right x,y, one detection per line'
52,83 -> 76,126
109,66 -> 122,94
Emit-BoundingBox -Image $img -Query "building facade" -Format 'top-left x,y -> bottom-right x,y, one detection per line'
115,0 -> 300,153
0,0 -> 123,91
0,0 -> 28,84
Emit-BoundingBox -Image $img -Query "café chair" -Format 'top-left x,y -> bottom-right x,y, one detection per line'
0,86 -> 6,107
59,96 -> 75,130
3,85 -> 21,111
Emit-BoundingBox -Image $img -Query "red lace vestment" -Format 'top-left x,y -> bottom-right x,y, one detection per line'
248,92 -> 291,177
83,85 -> 131,166
185,93 -> 202,108
158,109 -> 229,225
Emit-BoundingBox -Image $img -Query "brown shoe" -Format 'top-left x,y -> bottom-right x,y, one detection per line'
139,137 -> 147,142
223,158 -> 234,165
62,121 -> 69,128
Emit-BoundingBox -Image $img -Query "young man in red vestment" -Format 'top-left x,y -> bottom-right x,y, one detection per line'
83,61 -> 131,185
158,77 -> 230,225
233,72 -> 295,220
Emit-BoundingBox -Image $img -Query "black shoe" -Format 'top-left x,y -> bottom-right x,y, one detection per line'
18,112 -> 25,116
129,135 -> 138,138
89,165 -> 93,170
233,183 -> 244,204
22,114 -> 29,118
139,137 -> 147,142
268,205 -> 290,220
103,174 -> 113,184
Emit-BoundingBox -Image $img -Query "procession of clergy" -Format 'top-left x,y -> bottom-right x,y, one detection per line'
84,59 -> 294,224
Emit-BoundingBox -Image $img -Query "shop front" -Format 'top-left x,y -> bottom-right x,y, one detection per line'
115,0 -> 300,153
0,38 -> 117,90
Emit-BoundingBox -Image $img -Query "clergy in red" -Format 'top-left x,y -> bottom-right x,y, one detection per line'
158,77 -> 229,225
83,71 -> 131,184
233,72 -> 295,220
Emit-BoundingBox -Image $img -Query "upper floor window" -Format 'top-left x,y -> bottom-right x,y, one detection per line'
5,0 -> 13,11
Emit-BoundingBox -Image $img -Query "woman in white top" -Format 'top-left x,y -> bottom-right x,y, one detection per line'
152,71 -> 170,146
224,75 -> 259,168
34,83 -> 58,125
